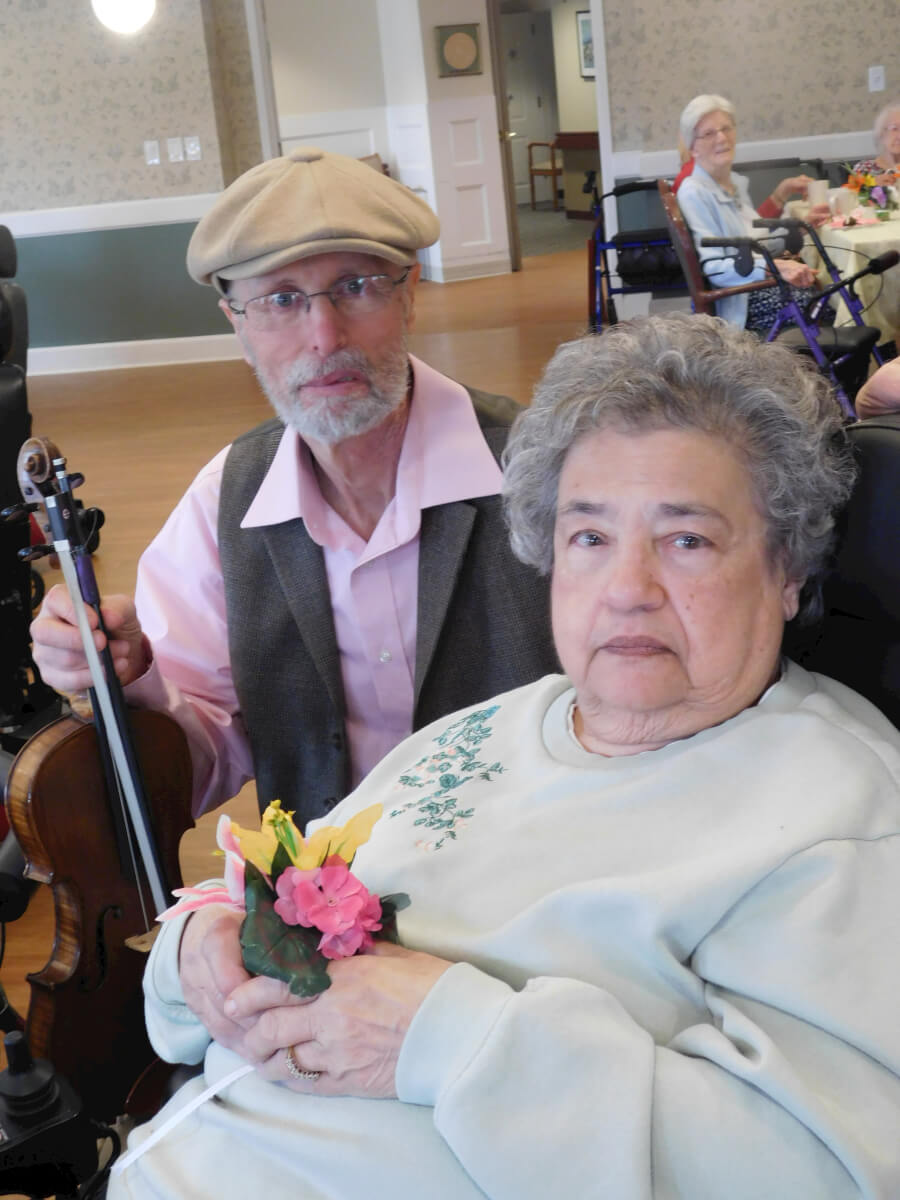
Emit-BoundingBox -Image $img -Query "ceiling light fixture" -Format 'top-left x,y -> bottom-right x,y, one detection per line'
91,0 -> 157,35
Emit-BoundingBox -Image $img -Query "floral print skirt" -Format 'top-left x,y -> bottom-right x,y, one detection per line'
745,284 -> 836,336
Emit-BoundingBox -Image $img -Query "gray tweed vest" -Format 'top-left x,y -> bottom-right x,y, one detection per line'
218,386 -> 557,825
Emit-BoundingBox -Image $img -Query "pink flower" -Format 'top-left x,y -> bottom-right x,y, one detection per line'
274,856 -> 383,959
319,891 -> 383,959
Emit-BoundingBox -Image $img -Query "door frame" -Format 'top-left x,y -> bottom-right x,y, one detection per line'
486,0 -> 522,272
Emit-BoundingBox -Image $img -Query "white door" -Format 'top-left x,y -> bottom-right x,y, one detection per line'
500,11 -> 559,206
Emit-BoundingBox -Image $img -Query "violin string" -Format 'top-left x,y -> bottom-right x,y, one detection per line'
54,542 -> 169,915
93,701 -> 154,931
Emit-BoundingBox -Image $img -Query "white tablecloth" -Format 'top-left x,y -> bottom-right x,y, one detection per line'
802,213 -> 900,343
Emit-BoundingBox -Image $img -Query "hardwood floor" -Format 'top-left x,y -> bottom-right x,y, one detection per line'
1,249 -> 587,1027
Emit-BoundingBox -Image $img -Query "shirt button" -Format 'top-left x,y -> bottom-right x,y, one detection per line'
379,649 -> 392,663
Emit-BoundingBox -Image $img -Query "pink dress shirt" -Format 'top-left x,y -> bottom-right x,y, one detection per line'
127,357 -> 504,816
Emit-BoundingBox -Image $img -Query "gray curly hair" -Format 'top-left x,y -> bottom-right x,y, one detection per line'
679,93 -> 736,153
502,314 -> 856,623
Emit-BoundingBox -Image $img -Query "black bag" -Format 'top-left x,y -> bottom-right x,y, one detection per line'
612,227 -> 684,287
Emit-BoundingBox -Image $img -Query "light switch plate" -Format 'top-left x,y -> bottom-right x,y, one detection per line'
166,136 -> 184,162
869,65 -> 885,92
184,135 -> 202,161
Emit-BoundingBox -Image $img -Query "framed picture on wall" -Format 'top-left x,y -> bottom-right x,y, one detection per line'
435,24 -> 482,78
576,11 -> 595,78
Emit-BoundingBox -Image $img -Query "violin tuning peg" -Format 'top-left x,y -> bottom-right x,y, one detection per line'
68,472 -> 85,489
18,545 -> 54,563
0,503 -> 35,523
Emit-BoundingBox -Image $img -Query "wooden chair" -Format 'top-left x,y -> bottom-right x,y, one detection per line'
356,153 -> 390,177
657,179 -> 880,417
657,179 -> 776,315
528,141 -> 563,211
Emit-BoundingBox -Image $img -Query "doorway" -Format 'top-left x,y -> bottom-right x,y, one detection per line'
493,3 -> 596,259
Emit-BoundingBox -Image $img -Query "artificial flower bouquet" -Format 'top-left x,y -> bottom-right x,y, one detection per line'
841,166 -> 899,216
160,801 -> 408,996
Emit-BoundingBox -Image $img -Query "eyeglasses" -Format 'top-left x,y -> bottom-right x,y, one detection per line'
694,123 -> 736,143
227,267 -> 412,330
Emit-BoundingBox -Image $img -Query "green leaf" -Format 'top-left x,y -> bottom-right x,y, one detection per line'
268,841 -> 293,888
240,862 -> 331,997
376,892 -> 411,944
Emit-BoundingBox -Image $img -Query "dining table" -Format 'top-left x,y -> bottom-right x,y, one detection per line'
790,203 -> 900,345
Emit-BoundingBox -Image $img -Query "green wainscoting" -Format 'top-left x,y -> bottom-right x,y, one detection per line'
14,223 -> 226,347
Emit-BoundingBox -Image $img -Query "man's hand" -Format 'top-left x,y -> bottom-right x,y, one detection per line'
231,942 -> 452,1098
30,586 -> 149,693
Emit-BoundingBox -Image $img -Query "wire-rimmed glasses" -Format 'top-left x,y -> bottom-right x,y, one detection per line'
227,267 -> 412,330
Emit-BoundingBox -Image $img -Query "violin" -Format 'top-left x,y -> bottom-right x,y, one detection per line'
2,437 -> 194,1122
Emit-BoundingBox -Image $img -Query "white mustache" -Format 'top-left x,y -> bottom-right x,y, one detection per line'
285,350 -> 373,389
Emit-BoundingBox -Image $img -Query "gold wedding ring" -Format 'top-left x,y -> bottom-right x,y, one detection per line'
284,1044 -> 321,1083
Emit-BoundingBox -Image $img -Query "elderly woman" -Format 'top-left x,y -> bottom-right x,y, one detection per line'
112,316 -> 899,1199
852,100 -> 900,184
677,94 -> 831,334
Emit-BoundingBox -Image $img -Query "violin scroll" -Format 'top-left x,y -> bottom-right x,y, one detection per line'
17,436 -> 63,498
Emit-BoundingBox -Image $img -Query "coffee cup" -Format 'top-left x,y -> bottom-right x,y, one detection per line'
806,179 -> 829,206
831,187 -> 858,216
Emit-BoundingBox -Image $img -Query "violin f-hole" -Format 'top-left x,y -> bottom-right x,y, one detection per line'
78,904 -> 122,993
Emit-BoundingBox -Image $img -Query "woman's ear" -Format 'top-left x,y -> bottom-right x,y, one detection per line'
782,577 -> 802,622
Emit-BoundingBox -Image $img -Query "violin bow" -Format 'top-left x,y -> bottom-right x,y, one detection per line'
16,437 -> 169,920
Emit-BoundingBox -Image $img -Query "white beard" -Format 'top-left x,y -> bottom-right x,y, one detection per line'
254,344 -> 410,445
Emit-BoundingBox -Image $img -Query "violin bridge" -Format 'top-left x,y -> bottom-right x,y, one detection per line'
125,927 -> 161,954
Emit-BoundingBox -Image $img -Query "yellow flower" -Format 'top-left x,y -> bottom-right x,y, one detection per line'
226,800 -> 383,873
294,803 -> 383,868
227,809 -> 282,873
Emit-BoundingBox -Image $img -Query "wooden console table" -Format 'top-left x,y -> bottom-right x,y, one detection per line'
554,131 -> 600,217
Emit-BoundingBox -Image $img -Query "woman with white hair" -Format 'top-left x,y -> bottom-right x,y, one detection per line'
852,100 -> 900,184
676,94 -> 831,334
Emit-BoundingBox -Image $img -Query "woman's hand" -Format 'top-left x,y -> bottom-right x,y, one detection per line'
771,173 -> 814,207
855,359 -> 900,419
773,257 -> 817,288
230,943 -> 452,1098
178,904 -> 310,1056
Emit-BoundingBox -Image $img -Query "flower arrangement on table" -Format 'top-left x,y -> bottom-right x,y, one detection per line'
840,166 -> 899,222
160,801 -> 408,996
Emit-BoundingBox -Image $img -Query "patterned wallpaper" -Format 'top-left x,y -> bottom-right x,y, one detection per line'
603,0 -> 900,152
203,0 -> 262,184
0,0 -> 226,211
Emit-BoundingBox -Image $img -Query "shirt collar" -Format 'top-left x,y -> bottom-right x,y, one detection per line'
240,354 -> 503,532
691,163 -> 745,204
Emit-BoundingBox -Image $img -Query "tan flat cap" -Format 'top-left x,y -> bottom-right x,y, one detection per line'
188,147 -> 440,292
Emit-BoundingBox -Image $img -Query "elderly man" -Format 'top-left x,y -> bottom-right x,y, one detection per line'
31,148 -> 557,825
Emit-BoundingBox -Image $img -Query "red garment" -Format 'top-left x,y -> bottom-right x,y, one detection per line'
671,158 -> 781,217
672,160 -> 694,193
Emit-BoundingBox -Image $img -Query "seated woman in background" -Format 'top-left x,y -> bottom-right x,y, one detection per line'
677,94 -> 832,334
111,315 -> 900,1200
852,100 -> 900,184
672,124 -> 812,220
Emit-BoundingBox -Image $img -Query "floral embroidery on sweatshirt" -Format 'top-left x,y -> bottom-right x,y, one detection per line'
389,706 -> 503,850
